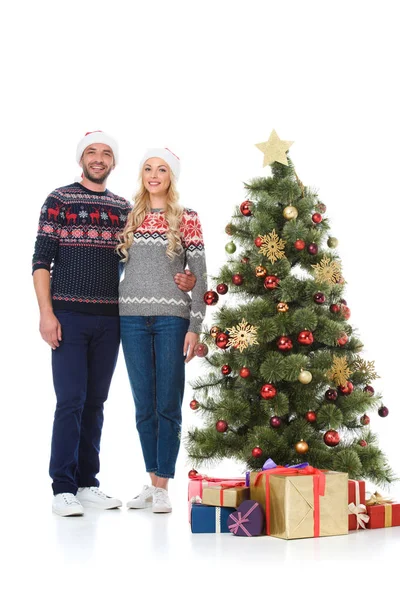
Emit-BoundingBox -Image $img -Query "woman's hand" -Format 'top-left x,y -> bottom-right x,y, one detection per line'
183,332 -> 199,363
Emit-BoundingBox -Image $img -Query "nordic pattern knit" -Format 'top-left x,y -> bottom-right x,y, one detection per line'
119,209 -> 207,333
32,182 -> 131,316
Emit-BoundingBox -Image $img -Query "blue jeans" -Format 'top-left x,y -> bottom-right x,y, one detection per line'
120,316 -> 189,479
50,311 -> 120,495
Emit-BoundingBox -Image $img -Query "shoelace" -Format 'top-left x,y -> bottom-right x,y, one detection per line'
153,489 -> 169,504
89,488 -> 109,499
62,494 -> 81,505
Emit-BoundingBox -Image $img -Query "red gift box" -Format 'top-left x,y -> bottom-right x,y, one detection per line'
366,492 -> 400,529
348,479 -> 368,530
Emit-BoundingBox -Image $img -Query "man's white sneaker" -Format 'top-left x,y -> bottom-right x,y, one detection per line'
152,487 -> 172,513
76,487 -> 122,509
127,485 -> 155,509
52,493 -> 84,517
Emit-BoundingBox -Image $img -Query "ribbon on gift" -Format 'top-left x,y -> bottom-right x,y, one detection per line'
218,481 -> 246,506
188,475 -> 245,502
228,501 -> 258,536
190,495 -> 202,505
215,507 -> 221,533
348,502 -> 369,529
255,463 -> 326,537
366,492 -> 394,527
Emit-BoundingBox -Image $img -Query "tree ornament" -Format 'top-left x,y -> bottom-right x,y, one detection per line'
352,358 -> 379,384
298,369 -> 312,384
239,367 -> 251,378
313,292 -> 326,304
216,332 -> 230,349
210,325 -> 222,338
225,223 -> 232,235
330,303 -> 341,314
260,383 -> 277,399
203,290 -> 219,306
378,406 -> 389,417
221,364 -> 231,375
255,265 -> 267,278
327,236 -> 339,248
226,319 -> 259,353
340,298 -> 347,305
277,302 -> 289,313
216,283 -> 228,295
297,330 -> 314,345
277,336 -> 293,351
264,275 -> 280,290
307,243 -> 318,255
295,440 -> 309,454
294,239 -> 306,250
325,388 -> 338,402
232,273 -> 244,286
364,385 -> 375,395
190,399 -> 199,410
188,469 -> 198,479
338,381 -> 354,395
312,213 -> 323,224
241,256 -> 250,263
316,202 -> 327,214
305,411 -> 317,423
255,129 -> 294,167
341,305 -> 351,320
252,446 -> 263,458
225,241 -> 236,254
283,205 -> 298,220
216,419 -> 228,433
240,200 -> 253,216
312,256 -> 342,285
360,414 -> 370,426
254,236 -> 263,248
258,229 -> 286,264
337,333 -> 349,347
327,356 -> 352,387
194,343 -> 209,358
270,416 -> 282,428
324,429 -> 340,447
359,440 -> 368,447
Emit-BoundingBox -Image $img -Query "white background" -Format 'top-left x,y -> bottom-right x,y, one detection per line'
1,0 -> 399,595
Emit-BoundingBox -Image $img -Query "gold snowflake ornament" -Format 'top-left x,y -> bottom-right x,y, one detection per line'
352,357 -> 379,384
327,356 -> 352,387
226,319 -> 259,353
312,256 -> 342,285
258,229 -> 286,264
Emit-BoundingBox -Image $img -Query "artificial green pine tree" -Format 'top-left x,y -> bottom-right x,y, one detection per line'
186,133 -> 394,487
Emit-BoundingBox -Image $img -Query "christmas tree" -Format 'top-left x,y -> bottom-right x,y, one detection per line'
186,130 -> 394,487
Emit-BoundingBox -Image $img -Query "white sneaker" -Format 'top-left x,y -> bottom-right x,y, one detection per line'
127,485 -> 155,509
76,487 -> 122,509
52,493 -> 84,517
152,487 -> 172,513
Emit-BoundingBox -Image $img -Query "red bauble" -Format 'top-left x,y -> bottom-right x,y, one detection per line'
341,305 -> 351,320
252,446 -> 263,458
260,383 -> 277,399
216,332 -> 230,349
232,273 -> 244,286
240,200 -> 253,216
270,415 -> 282,428
254,236 -> 263,248
337,333 -> 349,346
294,239 -> 306,251
313,292 -> 326,304
203,290 -> 219,306
364,385 -> 374,395
188,469 -> 198,479
277,336 -> 293,351
239,367 -> 251,378
216,419 -> 228,433
264,275 -> 280,289
338,381 -> 354,395
216,283 -> 228,295
307,243 -> 318,255
360,414 -> 370,426
194,343 -> 209,358
325,388 -> 338,402
241,256 -> 250,263
330,303 -> 341,314
190,399 -> 199,410
297,330 -> 314,345
359,440 -> 368,447
378,406 -> 389,417
324,429 -> 340,447
305,411 -> 317,423
312,213 -> 323,224
221,364 -> 231,375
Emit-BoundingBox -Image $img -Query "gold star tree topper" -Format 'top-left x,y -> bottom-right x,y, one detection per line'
255,130 -> 294,167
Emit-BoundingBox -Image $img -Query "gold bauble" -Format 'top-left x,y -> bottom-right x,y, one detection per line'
298,369 -> 313,384
277,302 -> 289,313
210,326 -> 222,339
295,439 -> 309,454
255,265 -> 267,278
283,205 -> 298,220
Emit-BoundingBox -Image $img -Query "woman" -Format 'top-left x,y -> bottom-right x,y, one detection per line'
117,148 -> 207,513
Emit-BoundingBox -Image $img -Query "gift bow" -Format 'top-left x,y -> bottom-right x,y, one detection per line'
366,491 -> 394,506
228,502 -> 258,536
348,502 -> 370,529
190,495 -> 202,504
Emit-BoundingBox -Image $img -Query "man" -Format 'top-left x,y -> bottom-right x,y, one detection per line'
32,131 -> 196,516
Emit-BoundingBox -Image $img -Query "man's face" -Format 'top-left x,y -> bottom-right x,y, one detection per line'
80,143 -> 115,184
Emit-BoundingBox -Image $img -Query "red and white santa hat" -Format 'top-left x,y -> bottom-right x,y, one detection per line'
76,130 -> 119,164
139,148 -> 180,180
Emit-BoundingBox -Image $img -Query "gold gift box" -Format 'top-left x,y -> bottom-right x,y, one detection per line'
202,485 -> 250,508
250,470 -> 348,539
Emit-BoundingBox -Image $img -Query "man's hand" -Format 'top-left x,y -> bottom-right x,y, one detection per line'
174,269 -> 197,292
40,310 -> 62,350
183,332 -> 199,363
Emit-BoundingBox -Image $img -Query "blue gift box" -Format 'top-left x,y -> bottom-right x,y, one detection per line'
191,503 -> 235,533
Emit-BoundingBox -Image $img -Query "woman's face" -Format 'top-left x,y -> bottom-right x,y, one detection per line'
142,158 -> 171,196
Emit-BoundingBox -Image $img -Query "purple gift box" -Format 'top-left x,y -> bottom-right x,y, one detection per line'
227,500 -> 264,537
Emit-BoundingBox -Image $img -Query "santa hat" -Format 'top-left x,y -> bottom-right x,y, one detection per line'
76,130 -> 119,164
139,148 -> 180,180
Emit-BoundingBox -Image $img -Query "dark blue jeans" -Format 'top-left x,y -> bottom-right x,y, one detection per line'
50,311 -> 120,495
120,316 -> 189,479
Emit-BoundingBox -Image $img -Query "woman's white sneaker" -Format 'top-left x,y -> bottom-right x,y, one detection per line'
76,487 -> 122,509
52,493 -> 84,517
127,485 -> 155,509
152,487 -> 172,513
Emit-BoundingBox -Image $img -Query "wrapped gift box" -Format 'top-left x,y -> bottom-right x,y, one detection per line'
190,503 -> 235,533
228,500 -> 264,536
188,475 -> 246,521
366,493 -> 400,529
348,479 -> 368,530
202,484 -> 250,508
250,468 -> 348,539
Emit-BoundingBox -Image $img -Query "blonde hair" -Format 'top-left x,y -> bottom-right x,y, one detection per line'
117,170 -> 183,261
